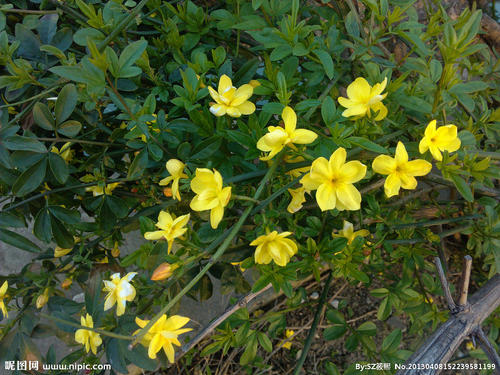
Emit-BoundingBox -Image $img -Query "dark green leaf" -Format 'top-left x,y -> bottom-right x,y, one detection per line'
190,137 -> 222,160
128,149 -> 148,179
324,325 -> 347,340
3,135 -> 47,153
49,206 -> 81,224
450,174 -> 473,202
0,228 -> 42,253
55,84 -> 78,125
381,329 -> 402,353
34,208 -> 52,243
313,49 -> 334,79
51,217 -> 74,248
33,103 -> 55,130
48,152 -> 69,184
58,120 -> 82,137
12,158 -> 47,196
348,137 -> 388,154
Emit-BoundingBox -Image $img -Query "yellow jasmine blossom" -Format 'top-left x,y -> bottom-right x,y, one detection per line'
338,77 -> 388,120
62,277 -> 73,289
36,288 -> 50,309
287,187 -> 308,214
300,148 -> 366,211
151,263 -> 179,281
144,211 -> 190,253
111,241 -> 120,257
50,142 -> 73,162
372,141 -> 432,198
85,182 -> 120,196
0,281 -> 8,319
284,154 -> 310,178
332,221 -> 369,245
134,314 -> 192,361
75,314 -> 102,355
249,80 -> 261,88
102,272 -> 137,316
282,329 -> 295,349
54,246 -> 72,257
251,231 -> 298,267
208,75 -> 256,117
190,168 -> 231,229
159,159 -> 188,201
257,106 -> 317,161
419,120 -> 461,161
230,261 -> 246,272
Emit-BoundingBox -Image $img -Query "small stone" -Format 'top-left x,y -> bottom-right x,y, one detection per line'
310,292 -> 319,300
330,299 -> 339,309
72,292 -> 85,303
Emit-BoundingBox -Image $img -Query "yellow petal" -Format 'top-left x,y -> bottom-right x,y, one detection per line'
384,174 -> 401,197
236,101 -> 256,115
144,230 -> 166,241
371,102 -> 388,121
282,106 -> 297,134
418,137 -> 429,154
372,155 -> 396,175
210,205 -> 224,229
424,120 -> 437,138
394,142 -> 408,164
148,334 -> 163,359
291,129 -> 317,144
347,77 -> 371,101
310,157 -> 331,182
336,183 -> 361,211
404,159 -> 432,176
370,77 -> 387,97
329,148 -> 347,172
166,159 -> 185,177
338,96 -> 354,108
218,75 -> 233,94
163,342 -> 176,363
231,84 -> 253,106
316,183 -> 336,211
342,104 -> 368,118
399,174 -> 417,190
339,161 -> 366,183
210,103 -> 227,116
226,106 -> 242,117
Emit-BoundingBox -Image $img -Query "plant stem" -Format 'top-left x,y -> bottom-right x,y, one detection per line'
37,137 -> 114,146
232,194 -> 260,203
2,8 -> 59,14
293,271 -> 333,375
39,312 -> 133,341
131,154 -> 283,347
392,214 -> 481,229
97,0 -> 151,51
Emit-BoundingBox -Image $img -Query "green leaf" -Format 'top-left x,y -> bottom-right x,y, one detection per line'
449,81 -> 488,95
107,339 -> 128,374
0,212 -> 25,228
324,325 -> 347,340
48,152 -> 69,184
0,228 -> 42,253
49,206 -> 80,224
326,309 -> 346,324
12,158 -> 47,196
377,296 -> 392,320
51,217 -> 74,248
33,103 -> 55,130
55,84 -> 78,125
3,135 -> 47,153
190,137 -> 222,160
270,44 -> 292,61
257,332 -> 273,352
348,136 -> 388,153
34,208 -> 52,243
357,321 -> 377,336
450,174 -> 473,202
58,120 -> 82,137
345,11 -> 360,37
321,96 -> 336,125
381,329 -> 402,353
240,333 -> 258,365
313,49 -> 334,79
128,149 -> 148,179
118,40 -> 147,71
105,195 -> 128,218
124,345 -> 157,371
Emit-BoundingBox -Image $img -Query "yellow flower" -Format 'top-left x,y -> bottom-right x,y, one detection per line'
54,246 -> 72,257
230,261 -> 246,272
287,187 -> 308,213
208,75 -> 255,117
282,329 -> 294,349
159,159 -> 188,201
338,77 -> 388,120
257,106 -> 317,161
75,314 -> 102,355
0,281 -> 8,319
249,80 -> 261,88
151,263 -> 179,281
190,168 -> 231,229
85,182 -> 120,196
251,231 -> 298,267
134,314 -> 192,361
51,142 -> 73,162
332,221 -> 369,245
102,272 -> 137,316
144,211 -> 190,253
372,141 -> 432,198
62,277 -> 73,289
284,154 -> 310,178
36,288 -> 50,309
300,148 -> 366,211
419,120 -> 461,161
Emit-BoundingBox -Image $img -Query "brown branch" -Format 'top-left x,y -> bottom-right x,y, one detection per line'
474,327 -> 500,372
434,257 -> 457,312
176,283 -> 273,360
396,274 -> 500,375
457,255 -> 472,306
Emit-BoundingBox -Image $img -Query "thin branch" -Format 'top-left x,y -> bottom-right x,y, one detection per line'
434,257 -> 457,312
458,255 -> 472,306
293,271 -> 333,375
474,327 -> 500,372
176,284 -> 273,360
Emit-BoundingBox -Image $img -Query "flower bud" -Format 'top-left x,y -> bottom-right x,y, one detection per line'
151,263 -> 178,281
111,242 -> 120,258
36,289 -> 50,309
163,187 -> 173,197
62,278 -> 73,289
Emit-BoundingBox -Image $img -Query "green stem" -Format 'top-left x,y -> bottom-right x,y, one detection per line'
293,271 -> 333,375
39,313 -> 133,341
97,0 -> 151,51
37,137 -> 114,146
392,214 -> 481,229
132,154 -> 283,346
232,194 -> 259,203
3,178 -> 133,212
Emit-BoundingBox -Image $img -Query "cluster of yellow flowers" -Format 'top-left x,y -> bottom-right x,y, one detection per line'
70,74 -> 461,362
